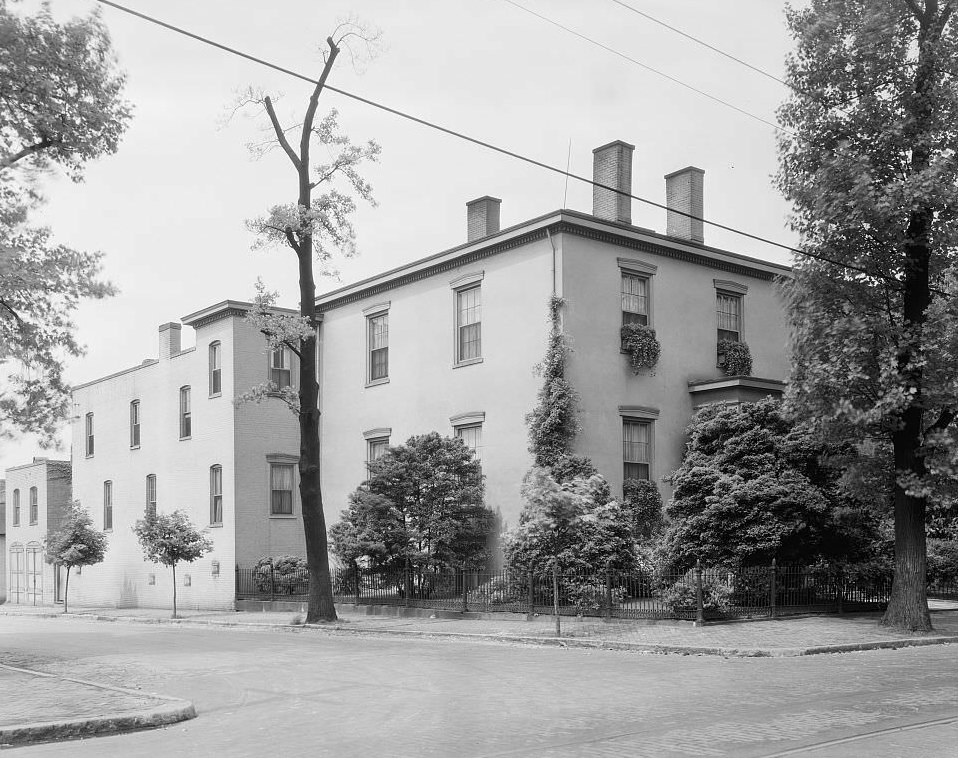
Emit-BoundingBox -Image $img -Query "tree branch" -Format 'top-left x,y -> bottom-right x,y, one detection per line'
0,137 -> 53,171
300,37 -> 341,175
283,225 -> 300,254
0,297 -> 25,325
924,408 -> 955,436
902,0 -> 925,20
263,96 -> 302,171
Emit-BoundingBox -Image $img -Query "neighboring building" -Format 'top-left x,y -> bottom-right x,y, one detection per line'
68,304 -> 301,611
316,141 -> 790,532
4,458 -> 72,606
0,480 -> 5,603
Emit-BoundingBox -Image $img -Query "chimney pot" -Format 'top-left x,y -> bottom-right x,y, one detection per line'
159,322 -> 182,359
466,196 -> 501,242
592,140 -> 634,224
665,166 -> 705,243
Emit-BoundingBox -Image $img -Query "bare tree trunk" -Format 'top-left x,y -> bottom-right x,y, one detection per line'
172,562 -> 177,619
63,567 -> 70,614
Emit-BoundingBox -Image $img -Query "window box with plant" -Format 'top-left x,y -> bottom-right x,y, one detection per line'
717,339 -> 752,376
621,323 -> 661,375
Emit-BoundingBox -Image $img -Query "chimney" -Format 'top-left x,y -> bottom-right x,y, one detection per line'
466,196 -> 501,242
665,166 -> 705,243
159,322 -> 182,359
592,140 -> 634,225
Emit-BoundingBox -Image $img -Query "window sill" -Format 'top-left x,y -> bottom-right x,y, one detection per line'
103,529 -> 113,533
208,523 -> 223,528
130,445 -> 140,450
453,357 -> 483,369
269,514 -> 297,519
85,454 -> 94,459
365,377 -> 389,388
179,436 -> 192,441
209,392 -> 222,399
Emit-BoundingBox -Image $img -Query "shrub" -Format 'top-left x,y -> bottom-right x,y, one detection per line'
253,555 -> 309,594
662,572 -> 733,615
565,579 -> 628,614
717,339 -> 752,375
622,478 -> 664,539
621,323 -> 661,375
927,540 -> 958,585
468,576 -> 523,607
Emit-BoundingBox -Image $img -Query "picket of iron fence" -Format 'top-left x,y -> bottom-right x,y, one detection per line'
237,561 -> 958,620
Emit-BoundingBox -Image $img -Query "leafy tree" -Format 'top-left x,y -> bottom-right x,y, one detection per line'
0,1 -> 129,445
660,399 -> 882,573
44,501 -> 107,613
777,0 -> 958,630
133,510 -> 213,618
622,479 -> 664,540
330,433 -> 494,571
235,28 -> 380,623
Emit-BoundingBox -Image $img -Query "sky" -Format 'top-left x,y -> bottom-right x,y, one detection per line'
2,0 -> 806,475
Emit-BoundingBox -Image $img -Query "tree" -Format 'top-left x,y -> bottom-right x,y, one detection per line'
777,0 -> 958,630
329,433 -> 494,572
133,510 -> 213,618
45,501 -> 107,613
0,1 -> 129,445
237,29 -> 380,623
660,399 -> 883,573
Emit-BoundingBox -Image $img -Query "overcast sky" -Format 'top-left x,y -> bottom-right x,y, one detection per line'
3,0 -> 805,475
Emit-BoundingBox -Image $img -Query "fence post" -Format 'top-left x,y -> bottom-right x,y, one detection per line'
354,564 -> 361,606
461,565 -> 468,614
605,571 -> 613,620
527,569 -> 535,619
403,560 -> 410,608
836,565 -> 844,615
769,558 -> 777,618
695,560 -> 705,626
553,566 -> 561,638
235,565 -> 240,599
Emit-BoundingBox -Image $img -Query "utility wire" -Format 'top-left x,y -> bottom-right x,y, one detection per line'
94,0 -> 913,288
500,0 -> 794,137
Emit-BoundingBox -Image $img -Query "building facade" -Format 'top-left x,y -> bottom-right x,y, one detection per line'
4,458 -> 71,606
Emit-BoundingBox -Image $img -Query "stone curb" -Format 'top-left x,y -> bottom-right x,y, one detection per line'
0,663 -> 196,747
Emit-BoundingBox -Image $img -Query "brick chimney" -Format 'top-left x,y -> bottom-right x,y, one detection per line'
466,196 -> 501,242
159,322 -> 182,359
665,166 -> 705,243
592,140 -> 634,225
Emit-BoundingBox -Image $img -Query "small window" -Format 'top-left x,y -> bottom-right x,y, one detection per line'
717,292 -> 742,343
179,386 -> 192,439
270,463 -> 294,515
85,413 -> 95,457
621,273 -> 649,326
209,342 -> 222,396
210,465 -> 223,525
12,488 -> 20,526
29,486 -> 38,525
455,424 -> 482,462
130,400 -> 141,448
145,474 -> 157,518
366,437 -> 389,467
623,419 -> 652,481
368,313 -> 389,383
270,347 -> 292,388
103,480 -> 113,530
456,285 -> 482,363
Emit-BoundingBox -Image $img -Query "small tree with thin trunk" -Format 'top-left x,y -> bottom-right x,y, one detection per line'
45,501 -> 107,613
134,510 -> 213,618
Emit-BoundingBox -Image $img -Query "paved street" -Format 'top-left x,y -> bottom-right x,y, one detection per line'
1,615 -> 957,756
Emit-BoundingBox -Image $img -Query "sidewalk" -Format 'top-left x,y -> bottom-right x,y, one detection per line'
3,602 -> 957,658
0,662 -> 195,748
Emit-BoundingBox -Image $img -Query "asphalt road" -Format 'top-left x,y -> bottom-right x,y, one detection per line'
1,616 -> 956,757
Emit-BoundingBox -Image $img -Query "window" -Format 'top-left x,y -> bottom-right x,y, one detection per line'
455,424 -> 482,461
456,285 -> 482,363
621,273 -> 649,326
210,465 -> 223,525
179,386 -> 191,439
130,400 -> 141,448
103,480 -> 113,530
270,463 -> 294,515
209,342 -> 222,396
145,474 -> 157,518
12,488 -> 20,526
29,486 -> 38,525
623,419 -> 652,481
85,413 -> 94,457
366,437 -> 389,467
368,313 -> 389,383
270,347 -> 292,388
717,292 -> 742,343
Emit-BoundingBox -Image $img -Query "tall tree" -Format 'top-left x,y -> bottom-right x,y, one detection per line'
777,0 -> 958,630
0,1 -> 129,444
239,30 -> 380,623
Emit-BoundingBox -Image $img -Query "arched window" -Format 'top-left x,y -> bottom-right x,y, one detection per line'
209,342 -> 222,396
210,465 -> 223,525
29,486 -> 38,524
12,488 -> 20,526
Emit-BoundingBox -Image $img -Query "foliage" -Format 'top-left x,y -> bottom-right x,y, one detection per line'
467,576 -> 523,607
717,339 -> 752,376
252,555 -> 308,594
526,295 -> 580,468
776,0 -> 958,630
928,540 -> 958,585
622,478 -> 664,540
660,398 -> 882,574
620,323 -> 661,374
134,510 -> 213,568
44,501 -> 107,613
662,572 -> 733,614
329,432 -> 495,571
504,467 -> 636,575
565,580 -> 628,614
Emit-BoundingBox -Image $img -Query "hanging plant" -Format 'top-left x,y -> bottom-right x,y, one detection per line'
621,323 -> 661,375
718,339 -> 753,376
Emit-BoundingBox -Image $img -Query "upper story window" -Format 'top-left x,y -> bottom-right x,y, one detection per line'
85,413 -> 94,457
210,465 -> 223,525
12,488 -> 20,526
209,341 -> 222,396
269,462 -> 295,515
28,486 -> 38,524
368,313 -> 389,383
717,292 -> 743,343
179,386 -> 192,439
623,419 -> 652,481
456,285 -> 482,363
455,424 -> 482,462
103,480 -> 113,531
130,400 -> 141,448
366,437 -> 389,467
270,347 -> 292,389
145,474 -> 157,518
621,273 -> 650,326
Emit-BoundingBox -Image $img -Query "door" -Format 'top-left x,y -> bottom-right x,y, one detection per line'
25,544 -> 42,605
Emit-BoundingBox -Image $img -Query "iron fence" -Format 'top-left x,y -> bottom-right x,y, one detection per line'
236,561 -> 958,621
